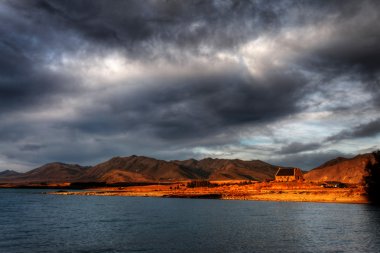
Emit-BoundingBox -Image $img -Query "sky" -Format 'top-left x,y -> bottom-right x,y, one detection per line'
1,0 -> 380,171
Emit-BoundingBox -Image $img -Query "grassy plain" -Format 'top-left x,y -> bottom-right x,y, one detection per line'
50,181 -> 368,204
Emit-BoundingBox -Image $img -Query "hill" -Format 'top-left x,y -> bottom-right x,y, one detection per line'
2,152 -> 376,185
80,156 -> 280,183
304,153 -> 375,184
0,156 -> 281,184
174,158 -> 278,181
80,156 -> 206,183
0,170 -> 21,177
0,163 -> 89,183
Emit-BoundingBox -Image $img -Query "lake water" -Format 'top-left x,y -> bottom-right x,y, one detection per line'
0,189 -> 380,253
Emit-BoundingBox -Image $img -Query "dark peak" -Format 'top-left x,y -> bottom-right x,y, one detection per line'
25,162 -> 88,176
107,156 -> 135,163
129,155 -> 162,162
314,157 -> 348,170
352,153 -> 374,160
127,155 -> 147,159
334,156 -> 348,161
134,155 -> 153,160
43,162 -> 83,167
109,156 -> 122,161
199,157 -> 232,163
0,170 -> 20,177
171,158 -> 197,163
42,162 -> 91,171
313,153 -> 375,170
1,169 -> 13,173
44,162 -> 66,166
250,159 -> 266,163
103,155 -> 162,165
121,155 -> 157,160
101,156 -> 127,166
315,153 -> 374,170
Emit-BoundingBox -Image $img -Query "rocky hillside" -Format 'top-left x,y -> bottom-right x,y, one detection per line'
80,156 -> 206,183
0,156 -> 281,184
2,152 -> 375,185
174,158 -> 278,181
304,153 -> 375,184
80,156 -> 280,183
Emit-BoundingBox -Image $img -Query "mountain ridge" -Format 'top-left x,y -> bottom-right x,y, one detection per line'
0,152 -> 376,184
0,155 -> 283,184
303,153 -> 374,184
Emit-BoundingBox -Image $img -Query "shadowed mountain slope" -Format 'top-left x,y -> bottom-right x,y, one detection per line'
0,170 -> 20,177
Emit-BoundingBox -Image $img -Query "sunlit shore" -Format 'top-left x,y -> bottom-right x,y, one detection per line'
48,181 -> 368,204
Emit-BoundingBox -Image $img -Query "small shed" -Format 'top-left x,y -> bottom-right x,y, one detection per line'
275,168 -> 303,182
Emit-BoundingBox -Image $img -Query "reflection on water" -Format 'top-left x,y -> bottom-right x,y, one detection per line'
0,189 -> 379,253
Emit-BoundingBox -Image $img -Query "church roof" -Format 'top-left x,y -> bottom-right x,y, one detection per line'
275,168 -> 295,176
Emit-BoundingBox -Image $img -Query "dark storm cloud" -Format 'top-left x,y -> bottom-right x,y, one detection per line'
9,0 -> 291,60
1,0 -> 295,118
1,0 -> 380,170
4,0 -> 380,83
297,0 -> 380,107
0,65 -> 79,115
278,142 -> 322,155
306,1 -> 380,72
63,68 -> 307,142
0,1 -> 83,115
327,118 -> 380,142
6,0 -> 380,90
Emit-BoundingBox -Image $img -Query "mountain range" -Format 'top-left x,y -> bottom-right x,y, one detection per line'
0,153 -> 375,185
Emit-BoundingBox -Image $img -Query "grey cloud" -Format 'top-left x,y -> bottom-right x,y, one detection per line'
327,118 -> 380,142
0,123 -> 32,142
1,0 -> 380,171
61,68 -> 307,142
19,144 -> 45,151
297,1 -> 380,69
0,1 -> 84,116
259,1 -> 380,112
268,150 -> 353,170
298,1 -> 380,104
278,142 -> 322,155
7,0 -> 380,74
11,0 -> 289,59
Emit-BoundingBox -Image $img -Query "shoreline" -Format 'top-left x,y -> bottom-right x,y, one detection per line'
47,183 -> 369,204
50,191 -> 368,204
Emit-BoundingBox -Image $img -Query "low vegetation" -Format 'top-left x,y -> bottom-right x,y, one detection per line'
186,180 -> 217,188
364,150 -> 380,204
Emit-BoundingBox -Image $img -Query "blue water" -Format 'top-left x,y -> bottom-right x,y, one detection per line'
0,189 -> 380,253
